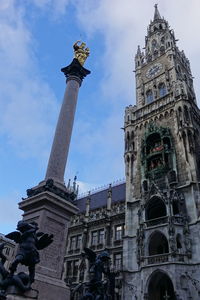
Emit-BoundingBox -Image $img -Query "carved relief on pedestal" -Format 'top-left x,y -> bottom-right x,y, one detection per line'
40,217 -> 65,276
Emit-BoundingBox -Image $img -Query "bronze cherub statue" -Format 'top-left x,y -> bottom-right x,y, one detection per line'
5,220 -> 53,284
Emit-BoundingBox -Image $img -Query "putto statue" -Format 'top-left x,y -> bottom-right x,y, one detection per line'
5,221 -> 53,284
73,41 -> 90,66
76,248 -> 116,300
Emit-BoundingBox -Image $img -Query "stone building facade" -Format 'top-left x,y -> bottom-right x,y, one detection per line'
123,5 -> 200,300
0,234 -> 15,269
64,182 -> 125,299
64,5 -> 200,300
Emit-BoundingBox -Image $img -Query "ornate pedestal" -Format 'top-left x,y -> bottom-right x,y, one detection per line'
19,180 -> 79,300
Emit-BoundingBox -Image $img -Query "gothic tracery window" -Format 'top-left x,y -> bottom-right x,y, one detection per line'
146,196 -> 166,223
146,90 -> 154,103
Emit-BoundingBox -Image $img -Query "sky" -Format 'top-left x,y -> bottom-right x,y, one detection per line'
1,0 -> 200,233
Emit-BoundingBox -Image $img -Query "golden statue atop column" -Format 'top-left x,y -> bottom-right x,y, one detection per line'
73,40 -> 90,66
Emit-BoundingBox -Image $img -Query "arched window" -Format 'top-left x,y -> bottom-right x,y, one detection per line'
160,46 -> 165,54
126,131 -> 130,150
172,198 -> 179,215
152,39 -> 157,50
149,231 -> 169,255
184,105 -> 190,123
146,197 -> 166,222
161,36 -> 165,44
146,90 -> 154,103
158,83 -> 167,97
146,133 -> 161,155
176,234 -> 182,250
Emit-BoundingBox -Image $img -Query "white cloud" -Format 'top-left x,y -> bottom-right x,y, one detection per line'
77,180 -> 96,194
75,0 -> 200,103
32,0 -> 70,17
0,0 -> 58,158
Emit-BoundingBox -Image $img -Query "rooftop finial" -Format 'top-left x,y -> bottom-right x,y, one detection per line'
154,3 -> 161,21
137,45 -> 141,55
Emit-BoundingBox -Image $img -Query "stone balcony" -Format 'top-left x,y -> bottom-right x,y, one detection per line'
144,215 -> 185,228
142,252 -> 186,266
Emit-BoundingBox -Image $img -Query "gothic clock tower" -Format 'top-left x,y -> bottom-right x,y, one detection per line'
123,5 -> 200,300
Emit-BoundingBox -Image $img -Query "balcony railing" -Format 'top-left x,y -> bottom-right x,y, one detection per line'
144,215 -> 185,228
142,252 -> 186,265
147,253 -> 169,264
144,216 -> 168,227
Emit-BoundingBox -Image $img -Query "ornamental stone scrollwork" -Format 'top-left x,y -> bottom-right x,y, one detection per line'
168,217 -> 175,236
136,224 -> 145,265
185,272 -> 200,293
184,236 -> 192,258
27,178 -> 77,201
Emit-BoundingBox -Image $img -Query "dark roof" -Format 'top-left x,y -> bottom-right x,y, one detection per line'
75,182 -> 125,212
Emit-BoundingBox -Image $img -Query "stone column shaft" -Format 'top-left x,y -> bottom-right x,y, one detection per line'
45,77 -> 81,183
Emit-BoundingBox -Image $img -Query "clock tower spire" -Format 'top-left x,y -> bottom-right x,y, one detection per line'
124,5 -> 200,300
153,4 -> 161,21
135,5 -> 196,108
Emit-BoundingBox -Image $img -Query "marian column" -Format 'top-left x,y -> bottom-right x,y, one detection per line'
45,41 -> 90,184
18,42 -> 90,300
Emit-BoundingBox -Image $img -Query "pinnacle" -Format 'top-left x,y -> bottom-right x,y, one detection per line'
153,4 -> 161,21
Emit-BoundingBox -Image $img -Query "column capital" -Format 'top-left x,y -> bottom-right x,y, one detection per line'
61,58 -> 91,83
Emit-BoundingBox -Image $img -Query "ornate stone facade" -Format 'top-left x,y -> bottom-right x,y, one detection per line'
64,182 -> 125,299
123,5 -> 200,300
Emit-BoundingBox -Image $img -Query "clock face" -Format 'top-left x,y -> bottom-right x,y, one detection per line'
146,63 -> 163,78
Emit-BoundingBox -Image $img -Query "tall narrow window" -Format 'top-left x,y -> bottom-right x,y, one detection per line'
114,253 -> 122,270
76,235 -> 82,249
73,260 -> 79,282
91,231 -> 98,245
66,261 -> 72,277
99,229 -> 104,244
146,90 -> 154,103
158,83 -> 167,97
115,225 -> 123,240
70,236 -> 76,250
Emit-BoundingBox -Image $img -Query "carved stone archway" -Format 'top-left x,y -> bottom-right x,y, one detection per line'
147,270 -> 176,300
